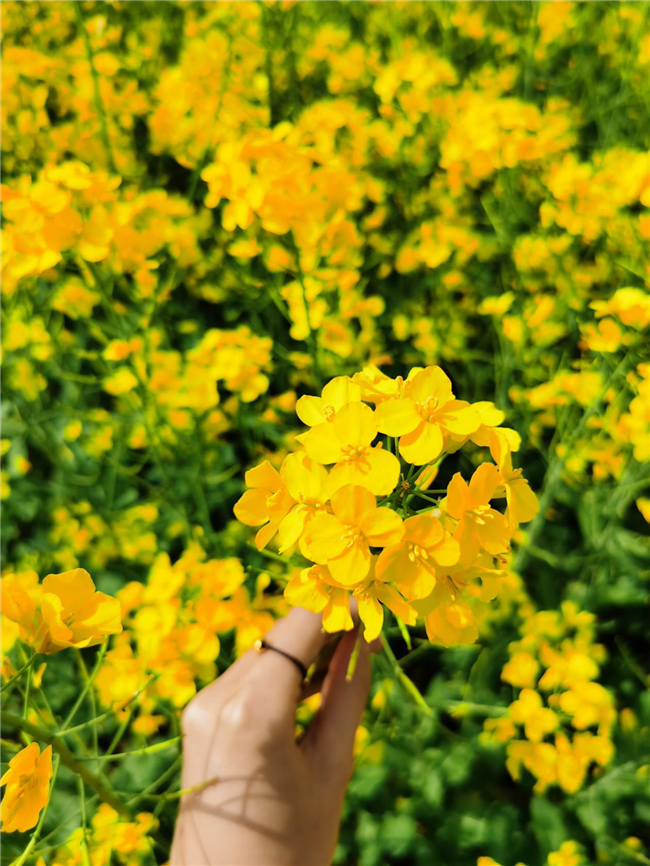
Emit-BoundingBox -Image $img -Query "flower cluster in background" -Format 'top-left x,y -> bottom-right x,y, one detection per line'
1,2 -> 649,865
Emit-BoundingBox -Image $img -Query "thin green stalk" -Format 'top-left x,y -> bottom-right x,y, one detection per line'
74,736 -> 181,762
78,777 -> 91,866
22,653 -> 33,723
442,700 -> 508,718
33,795 -> 99,854
1,654 -> 40,694
400,643 -> 437,671
1,711 -> 130,817
156,774 -> 219,802
57,675 -> 157,737
380,635 -> 432,716
126,756 -> 181,807
63,643 -> 107,730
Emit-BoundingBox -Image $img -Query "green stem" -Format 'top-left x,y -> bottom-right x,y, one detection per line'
74,736 -> 181,762
1,654 -> 40,693
126,756 -> 181,807
57,674 -> 157,737
380,635 -> 432,716
1,711 -> 130,817
63,643 -> 107,730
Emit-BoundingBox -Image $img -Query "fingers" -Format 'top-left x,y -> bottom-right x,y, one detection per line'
243,606 -> 332,730
254,606 -> 328,689
301,627 -> 373,779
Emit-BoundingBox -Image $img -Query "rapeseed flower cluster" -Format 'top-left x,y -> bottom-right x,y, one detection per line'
483,602 -> 616,794
236,367 -> 537,643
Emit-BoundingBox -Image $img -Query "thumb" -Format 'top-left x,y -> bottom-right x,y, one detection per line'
302,627 -> 373,779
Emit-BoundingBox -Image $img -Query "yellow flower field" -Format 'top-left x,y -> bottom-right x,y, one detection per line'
1,2 -> 649,864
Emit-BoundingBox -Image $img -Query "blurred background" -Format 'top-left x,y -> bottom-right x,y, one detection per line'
2,2 -> 649,864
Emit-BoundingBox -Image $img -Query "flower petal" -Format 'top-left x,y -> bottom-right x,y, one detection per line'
399,421 -> 443,465
284,569 -> 329,612
430,533 -> 460,567
446,472 -> 470,519
330,483 -> 376,526
301,422 -> 343,464
322,588 -> 353,633
374,583 -> 417,625
295,395 -> 325,427
507,481 -> 539,528
356,590 -> 384,641
42,568 -> 95,610
244,459 -> 282,491
321,376 -> 362,411
409,366 -> 454,404
333,401 -> 377,449
302,512 -> 348,563
469,463 -> 502,506
361,507 -> 403,547
403,513 -> 444,547
234,489 -> 270,526
280,452 -> 329,502
375,398 -> 421,436
330,447 -> 400,496
278,507 -> 307,552
328,541 -> 371,587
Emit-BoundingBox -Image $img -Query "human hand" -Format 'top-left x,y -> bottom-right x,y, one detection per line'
170,607 -> 379,866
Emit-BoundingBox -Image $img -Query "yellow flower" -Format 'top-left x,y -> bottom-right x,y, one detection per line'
303,484 -> 402,585
353,559 -> 417,641
547,841 -> 584,866
501,651 -> 540,689
591,286 -> 650,329
35,569 -> 123,654
445,463 -> 510,564
277,452 -> 331,554
103,368 -> 139,396
2,568 -> 122,654
375,513 -> 460,600
413,579 -> 479,647
375,366 -> 481,465
233,460 -> 294,550
489,430 -> 538,530
637,497 -> 650,522
295,375 -> 361,426
299,401 -> 400,495
284,564 -> 354,634
508,688 -> 559,743
1,743 -> 53,833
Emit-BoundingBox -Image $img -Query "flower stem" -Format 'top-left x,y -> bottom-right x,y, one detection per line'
380,634 -> 433,716
1,711 -> 130,817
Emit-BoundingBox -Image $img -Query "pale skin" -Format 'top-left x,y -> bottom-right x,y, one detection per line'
170,606 -> 380,866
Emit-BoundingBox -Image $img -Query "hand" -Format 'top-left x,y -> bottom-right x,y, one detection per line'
170,607 -> 378,866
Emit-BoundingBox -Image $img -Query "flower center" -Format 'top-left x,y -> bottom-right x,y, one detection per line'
340,444 -> 368,463
340,526 -> 362,549
414,395 -> 440,421
323,404 -> 335,422
296,494 -> 324,514
470,504 -> 491,524
407,542 -> 429,563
